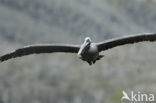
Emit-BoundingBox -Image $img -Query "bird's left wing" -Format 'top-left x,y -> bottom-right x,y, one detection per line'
0,44 -> 80,62
96,33 -> 156,52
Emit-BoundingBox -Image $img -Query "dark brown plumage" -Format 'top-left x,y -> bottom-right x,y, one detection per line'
97,33 -> 156,52
0,33 -> 156,65
0,44 -> 80,62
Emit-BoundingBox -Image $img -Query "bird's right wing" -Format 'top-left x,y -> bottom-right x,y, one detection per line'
97,33 -> 156,52
0,44 -> 80,62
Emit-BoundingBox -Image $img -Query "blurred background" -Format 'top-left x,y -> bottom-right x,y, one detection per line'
0,0 -> 156,103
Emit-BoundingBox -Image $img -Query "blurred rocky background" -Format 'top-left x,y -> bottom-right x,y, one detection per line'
0,0 -> 156,103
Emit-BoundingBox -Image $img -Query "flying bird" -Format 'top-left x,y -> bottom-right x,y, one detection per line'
0,33 -> 156,65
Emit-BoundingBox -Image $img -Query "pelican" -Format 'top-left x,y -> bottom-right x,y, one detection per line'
1,33 -> 156,65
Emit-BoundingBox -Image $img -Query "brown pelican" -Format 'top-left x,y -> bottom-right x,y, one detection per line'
0,33 -> 156,65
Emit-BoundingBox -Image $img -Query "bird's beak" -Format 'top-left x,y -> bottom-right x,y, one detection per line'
77,41 -> 90,57
77,53 -> 81,57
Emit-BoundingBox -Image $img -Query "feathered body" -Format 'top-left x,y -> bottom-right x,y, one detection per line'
1,33 -> 156,65
79,43 -> 103,65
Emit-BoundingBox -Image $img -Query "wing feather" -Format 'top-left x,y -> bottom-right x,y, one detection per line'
97,33 -> 156,52
0,44 -> 80,62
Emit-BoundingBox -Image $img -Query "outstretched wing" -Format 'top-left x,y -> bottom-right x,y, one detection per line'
0,44 -> 80,62
97,33 -> 156,52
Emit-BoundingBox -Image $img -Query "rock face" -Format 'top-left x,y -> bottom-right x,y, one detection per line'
1,0 -> 156,43
0,0 -> 156,103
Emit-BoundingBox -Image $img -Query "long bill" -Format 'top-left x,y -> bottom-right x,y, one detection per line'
77,41 -> 90,57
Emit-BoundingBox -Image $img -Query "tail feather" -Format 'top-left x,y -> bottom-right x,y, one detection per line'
97,55 -> 104,60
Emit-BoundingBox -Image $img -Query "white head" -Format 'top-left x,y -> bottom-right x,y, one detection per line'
85,37 -> 91,43
77,37 -> 92,57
